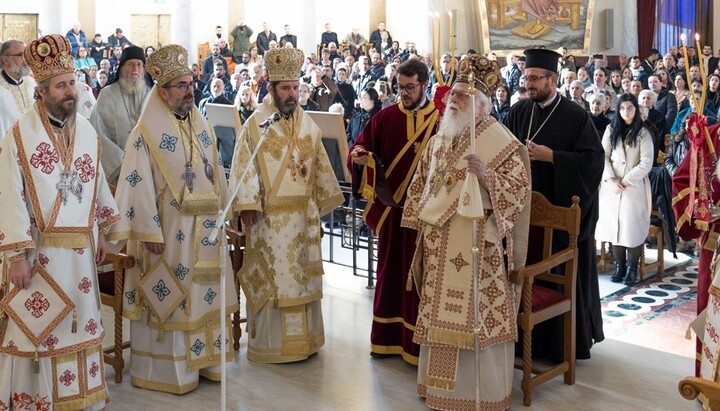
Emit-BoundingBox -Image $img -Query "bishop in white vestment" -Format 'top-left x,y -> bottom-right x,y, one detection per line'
230,47 -> 344,363
0,34 -> 119,411
401,55 -> 531,411
107,44 -> 238,394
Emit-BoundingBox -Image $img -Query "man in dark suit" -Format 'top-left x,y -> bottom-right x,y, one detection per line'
321,23 -> 338,47
369,21 -> 392,53
256,22 -> 277,56
280,24 -> 297,48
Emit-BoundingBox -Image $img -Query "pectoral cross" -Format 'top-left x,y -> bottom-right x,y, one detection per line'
183,162 -> 196,193
56,171 -> 72,205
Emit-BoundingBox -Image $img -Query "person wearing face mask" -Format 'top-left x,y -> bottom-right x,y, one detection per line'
596,93 -> 654,286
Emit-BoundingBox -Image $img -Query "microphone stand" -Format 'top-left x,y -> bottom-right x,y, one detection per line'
208,123 -> 271,411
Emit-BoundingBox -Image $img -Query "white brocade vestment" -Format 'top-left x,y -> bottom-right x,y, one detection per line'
0,101 -> 119,410
107,86 -> 237,394
401,117 -> 531,411
230,97 -> 344,363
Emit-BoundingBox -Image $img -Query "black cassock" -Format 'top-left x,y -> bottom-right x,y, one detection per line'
505,93 -> 605,361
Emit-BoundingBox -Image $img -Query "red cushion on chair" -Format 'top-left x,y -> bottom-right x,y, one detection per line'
97,271 -> 118,296
531,284 -> 565,311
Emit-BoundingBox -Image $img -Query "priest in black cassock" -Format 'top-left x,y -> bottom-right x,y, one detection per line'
504,48 -> 605,361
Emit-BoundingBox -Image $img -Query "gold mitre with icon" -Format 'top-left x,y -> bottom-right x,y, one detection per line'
146,44 -> 192,86
454,54 -> 501,97
24,34 -> 74,82
264,48 -> 304,82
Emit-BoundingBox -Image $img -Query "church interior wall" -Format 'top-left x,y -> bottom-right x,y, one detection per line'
3,0 -> 719,66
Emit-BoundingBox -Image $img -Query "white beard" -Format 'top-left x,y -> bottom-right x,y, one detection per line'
119,76 -> 146,95
437,103 -> 473,139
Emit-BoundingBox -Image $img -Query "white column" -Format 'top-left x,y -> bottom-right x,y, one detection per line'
621,1 -> 638,56
172,0 -> 194,62
40,0 -> 65,36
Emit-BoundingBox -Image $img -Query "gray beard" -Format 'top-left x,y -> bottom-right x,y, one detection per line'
9,63 -> 30,78
118,76 -> 146,95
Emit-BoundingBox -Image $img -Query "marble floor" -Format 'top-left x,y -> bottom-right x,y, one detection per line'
102,235 -> 703,410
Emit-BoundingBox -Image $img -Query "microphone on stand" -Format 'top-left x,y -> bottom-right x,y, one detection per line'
258,112 -> 282,128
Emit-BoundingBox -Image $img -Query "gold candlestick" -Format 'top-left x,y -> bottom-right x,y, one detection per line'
435,12 -> 443,85
696,33 -> 708,110
448,11 -> 455,83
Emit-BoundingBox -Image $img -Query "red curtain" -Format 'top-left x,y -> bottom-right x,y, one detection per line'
637,0 -> 657,58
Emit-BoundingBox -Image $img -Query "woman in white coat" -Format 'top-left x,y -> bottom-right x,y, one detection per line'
595,93 -> 654,285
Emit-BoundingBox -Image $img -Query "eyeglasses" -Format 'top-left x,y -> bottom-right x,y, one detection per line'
525,74 -> 551,83
398,82 -> 422,93
5,53 -> 23,58
448,91 -> 469,100
163,82 -> 194,92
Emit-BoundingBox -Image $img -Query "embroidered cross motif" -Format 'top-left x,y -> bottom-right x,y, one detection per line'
24,291 -> 50,318
89,361 -> 99,378
159,134 -> 178,152
214,334 -> 227,349
84,319 -> 98,335
203,219 -> 216,229
30,142 -> 59,174
37,254 -> 49,267
170,199 -> 181,210
176,230 -> 185,243
98,206 -> 115,220
73,154 -> 95,183
126,170 -> 142,187
175,264 -> 189,281
204,288 -> 217,304
124,290 -> 136,305
198,130 -> 212,148
78,277 -> 92,294
179,298 -> 187,310
190,339 -> 205,356
42,334 -> 58,350
59,370 -> 76,387
133,137 -> 144,150
201,237 -> 218,247
449,253 -> 469,272
126,207 -> 135,220
152,280 -> 171,301
153,214 -> 161,227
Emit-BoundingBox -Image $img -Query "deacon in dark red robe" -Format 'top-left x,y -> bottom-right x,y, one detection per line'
348,59 -> 439,365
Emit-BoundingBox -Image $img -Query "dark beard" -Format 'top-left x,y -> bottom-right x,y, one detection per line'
44,93 -> 77,120
272,92 -> 297,116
